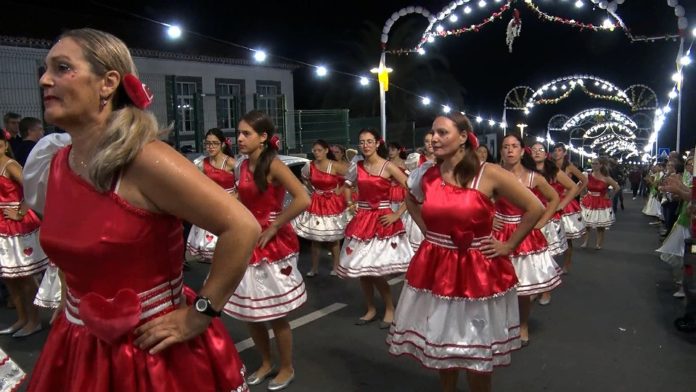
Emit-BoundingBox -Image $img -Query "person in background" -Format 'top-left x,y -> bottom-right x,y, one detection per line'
3,112 -> 22,154
475,144 -> 494,163
330,144 -> 349,164
14,117 -> 45,167
629,166 -> 642,200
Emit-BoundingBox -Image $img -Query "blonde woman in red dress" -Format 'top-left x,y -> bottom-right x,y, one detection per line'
26,28 -> 259,392
224,111 -> 310,390
186,128 -> 236,262
0,133 -> 48,338
292,139 -> 349,276
388,113 -> 543,392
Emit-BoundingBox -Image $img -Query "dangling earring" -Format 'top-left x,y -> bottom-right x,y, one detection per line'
99,97 -> 108,111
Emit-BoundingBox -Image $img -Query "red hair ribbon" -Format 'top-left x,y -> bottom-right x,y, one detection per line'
524,146 -> 532,155
2,130 -> 10,141
269,135 -> 281,151
399,147 -> 406,153
123,74 -> 154,110
224,137 -> 233,146
467,131 -> 479,150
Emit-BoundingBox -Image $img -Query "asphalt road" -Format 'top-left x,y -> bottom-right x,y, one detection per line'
2,193 -> 695,391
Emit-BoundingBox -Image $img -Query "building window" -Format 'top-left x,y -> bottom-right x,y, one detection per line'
217,83 -> 241,129
176,81 -> 196,134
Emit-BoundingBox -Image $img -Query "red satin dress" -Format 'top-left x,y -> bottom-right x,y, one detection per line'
388,162 -> 520,372
388,166 -> 407,206
292,161 -> 347,242
28,147 -> 247,392
493,172 -> 561,296
338,161 -> 413,277
0,159 -> 48,278
224,158 -> 306,322
533,182 -> 568,257
580,174 -> 615,228
186,157 -> 235,260
558,173 -> 586,239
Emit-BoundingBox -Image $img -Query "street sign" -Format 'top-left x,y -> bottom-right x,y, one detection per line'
658,148 -> 670,157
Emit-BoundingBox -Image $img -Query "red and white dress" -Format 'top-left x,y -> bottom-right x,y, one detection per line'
387,162 -> 520,372
224,157 -> 306,322
186,157 -> 235,261
338,161 -> 413,277
0,348 -> 25,390
25,141 -> 248,392
536,181 -> 568,256
292,161 -> 347,242
494,172 -> 561,296
559,182 -> 586,240
34,262 -> 61,308
0,159 -> 48,278
390,166 -> 423,252
581,174 -> 615,228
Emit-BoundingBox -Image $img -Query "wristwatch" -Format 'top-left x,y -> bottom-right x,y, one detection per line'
194,295 -> 222,317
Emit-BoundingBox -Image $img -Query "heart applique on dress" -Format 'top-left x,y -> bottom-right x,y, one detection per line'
280,266 -> 293,276
205,234 -> 214,242
23,248 -> 33,256
78,289 -> 142,344
345,247 -> 353,255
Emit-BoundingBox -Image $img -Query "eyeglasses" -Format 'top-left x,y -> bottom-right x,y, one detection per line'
531,147 -> 545,153
203,141 -> 221,147
358,140 -> 376,146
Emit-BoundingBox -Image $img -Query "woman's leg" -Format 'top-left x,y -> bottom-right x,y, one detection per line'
358,277 -> 377,321
439,369 -> 459,392
269,317 -> 295,383
246,322 -> 274,376
2,279 -> 26,330
373,276 -> 395,323
562,240 -> 573,273
519,295 -> 532,343
308,241 -> 320,275
466,371 -> 492,392
596,228 -> 605,249
330,241 -> 341,274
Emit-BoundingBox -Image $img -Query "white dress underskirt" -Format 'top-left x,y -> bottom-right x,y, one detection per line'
186,225 -> 217,261
338,235 -> 414,278
224,253 -> 307,322
541,218 -> 568,257
0,230 -> 48,278
511,251 -> 562,296
387,284 -> 521,372
292,211 -> 347,242
581,206 -> 615,229
34,262 -> 61,308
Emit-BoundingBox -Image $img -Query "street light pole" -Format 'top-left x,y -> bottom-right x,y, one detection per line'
372,52 -> 391,142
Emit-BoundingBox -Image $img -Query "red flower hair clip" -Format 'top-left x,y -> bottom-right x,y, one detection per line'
467,131 -> 479,150
123,74 -> 154,110
268,135 -> 281,151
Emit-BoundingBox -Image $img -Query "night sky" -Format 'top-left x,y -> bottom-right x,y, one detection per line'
2,0 -> 695,153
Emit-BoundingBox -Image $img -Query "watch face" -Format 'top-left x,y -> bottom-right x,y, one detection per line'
195,298 -> 207,312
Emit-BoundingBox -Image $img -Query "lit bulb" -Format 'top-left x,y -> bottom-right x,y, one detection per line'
488,119 -> 495,126
436,25 -> 444,33
253,50 -> 267,62
668,90 -> 678,99
478,0 -> 487,8
167,25 -> 182,39
417,48 -> 426,55
316,66 -> 328,77
443,105 -> 451,113
475,116 -> 483,123
663,105 -> 672,113
449,14 -> 458,22
603,19 -> 614,29
464,6 -> 472,14
680,55 -> 692,66
427,36 -> 435,43
359,77 -> 369,86
575,0 -> 583,8
422,97 -> 431,105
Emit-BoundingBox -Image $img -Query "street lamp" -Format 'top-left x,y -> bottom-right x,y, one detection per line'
371,54 -> 393,141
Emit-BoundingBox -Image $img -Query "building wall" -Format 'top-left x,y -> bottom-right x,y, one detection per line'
0,44 -> 295,150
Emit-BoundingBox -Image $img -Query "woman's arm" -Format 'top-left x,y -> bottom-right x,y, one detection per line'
533,175 -> 560,229
555,170 -> 578,211
567,164 -> 588,194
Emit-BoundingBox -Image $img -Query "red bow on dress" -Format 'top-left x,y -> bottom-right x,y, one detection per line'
450,227 -> 475,253
122,74 -> 154,110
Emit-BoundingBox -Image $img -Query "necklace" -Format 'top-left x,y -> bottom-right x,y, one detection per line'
69,150 -> 88,172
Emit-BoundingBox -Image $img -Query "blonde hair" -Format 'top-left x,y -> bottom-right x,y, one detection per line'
60,28 -> 159,192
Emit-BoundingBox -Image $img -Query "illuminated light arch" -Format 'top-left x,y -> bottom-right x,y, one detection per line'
583,122 -> 636,140
561,108 -> 637,131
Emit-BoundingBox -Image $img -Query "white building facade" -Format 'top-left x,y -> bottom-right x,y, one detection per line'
0,36 -> 297,152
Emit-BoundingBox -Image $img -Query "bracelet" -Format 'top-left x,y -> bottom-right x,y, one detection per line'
16,209 -> 26,217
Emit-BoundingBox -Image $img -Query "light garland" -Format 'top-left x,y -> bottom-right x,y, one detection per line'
584,122 -> 637,140
536,135 -> 597,158
561,108 -> 637,131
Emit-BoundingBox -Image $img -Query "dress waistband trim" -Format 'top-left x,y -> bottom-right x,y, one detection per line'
357,201 -> 392,210
494,212 -> 522,224
64,274 -> 184,326
424,231 -> 489,250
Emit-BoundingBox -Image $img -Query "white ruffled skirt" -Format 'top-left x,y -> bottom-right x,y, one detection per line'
224,254 -> 307,322
292,211 -> 347,242
541,219 -> 568,257
338,235 -> 414,278
387,284 -> 520,372
642,195 -> 663,219
0,230 -> 48,278
657,225 -> 692,268
186,225 -> 217,261
561,212 -> 586,239
0,348 -> 25,390
398,209 -> 424,253
511,251 -> 562,296
34,262 -> 61,308
581,207 -> 615,229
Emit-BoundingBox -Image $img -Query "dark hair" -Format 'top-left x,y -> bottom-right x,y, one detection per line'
476,145 -> 494,163
241,110 -> 277,192
530,142 -> 559,183
313,139 -> 336,161
205,127 -> 233,156
552,142 -> 571,171
331,144 -> 348,162
503,133 -> 537,173
388,142 -> 408,160
19,117 -> 42,139
436,113 -> 480,187
3,112 -> 20,124
358,128 -> 388,159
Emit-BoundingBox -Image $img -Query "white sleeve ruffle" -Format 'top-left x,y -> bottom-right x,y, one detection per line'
23,133 -> 72,215
407,160 -> 435,203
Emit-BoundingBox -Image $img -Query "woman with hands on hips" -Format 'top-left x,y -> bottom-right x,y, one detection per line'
26,28 -> 260,392
387,113 -> 543,392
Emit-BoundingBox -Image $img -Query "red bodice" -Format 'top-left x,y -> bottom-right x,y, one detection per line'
581,174 -> 611,209
202,157 -> 235,191
389,167 -> 407,203
0,174 -> 42,235
307,163 -> 346,215
586,174 -> 609,196
406,164 -> 518,298
0,175 -> 23,204
356,161 -> 391,205
40,147 -> 183,298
